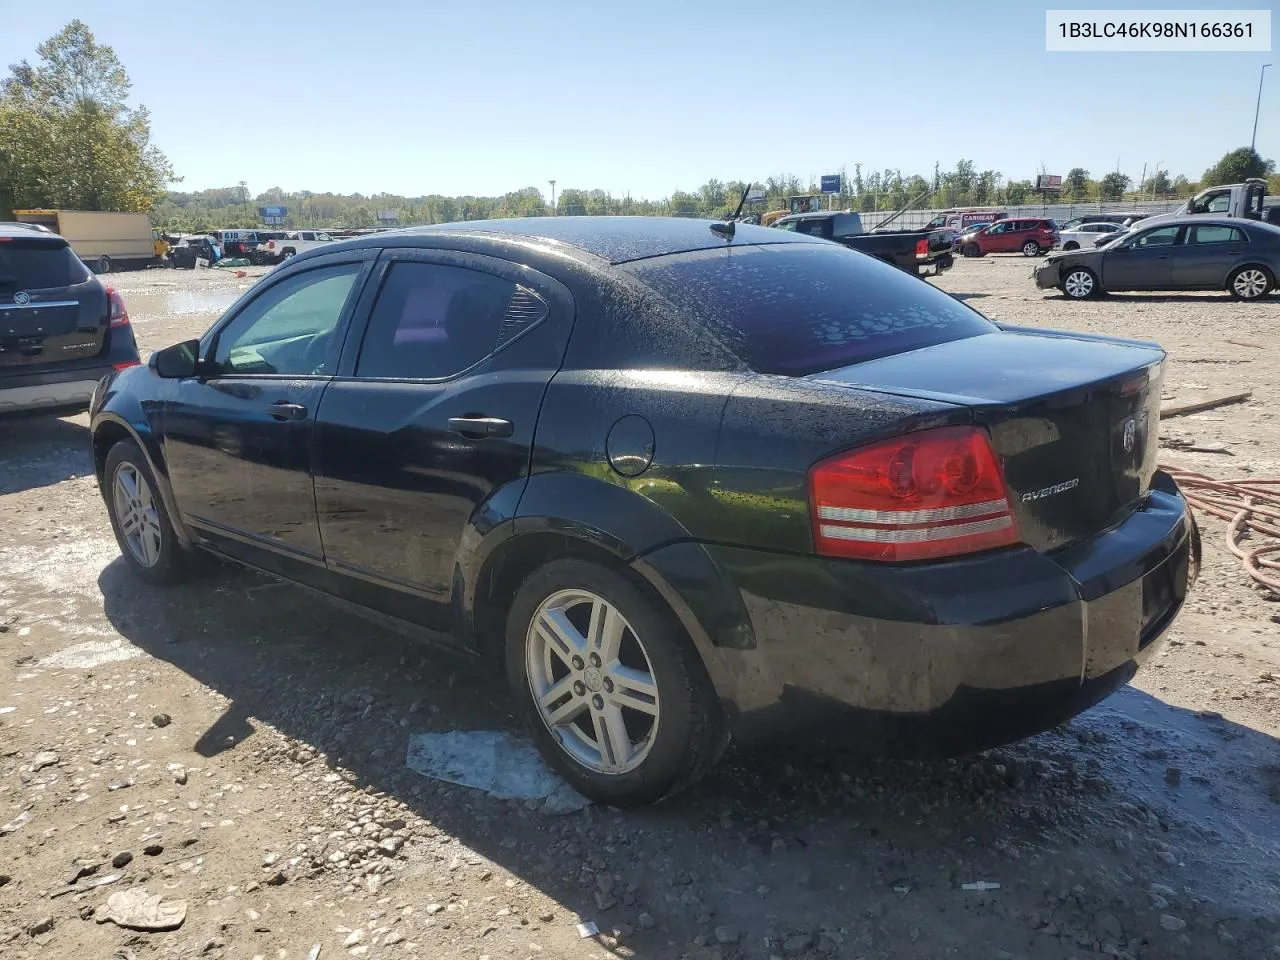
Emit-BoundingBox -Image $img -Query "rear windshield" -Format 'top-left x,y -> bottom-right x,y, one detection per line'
624,242 -> 995,376
0,240 -> 91,291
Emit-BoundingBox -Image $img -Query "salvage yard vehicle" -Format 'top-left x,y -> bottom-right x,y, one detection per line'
90,217 -> 1196,806
923,208 -> 1008,231
255,230 -> 337,264
0,224 -> 140,415
958,217 -> 1059,257
1138,178 -> 1280,231
1058,212 -> 1149,231
14,209 -> 160,274
1058,221 -> 1125,250
771,211 -> 954,276
1034,217 -> 1280,300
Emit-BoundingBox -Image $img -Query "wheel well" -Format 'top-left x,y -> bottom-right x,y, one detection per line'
92,421 -> 133,485
1063,241 -> 1079,250
1232,262 -> 1275,282
472,532 -> 655,665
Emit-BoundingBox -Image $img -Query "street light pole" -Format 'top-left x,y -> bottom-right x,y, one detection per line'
1253,63 -> 1272,152
549,180 -> 557,216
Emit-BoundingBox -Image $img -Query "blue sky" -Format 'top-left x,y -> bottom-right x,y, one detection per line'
1,0 -> 1274,199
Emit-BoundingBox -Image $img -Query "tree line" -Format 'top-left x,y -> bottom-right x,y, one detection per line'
3,21 -> 1277,232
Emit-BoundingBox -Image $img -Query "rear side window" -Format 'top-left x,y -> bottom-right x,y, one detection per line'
0,240 -> 91,291
624,243 -> 996,376
355,262 -> 525,380
1189,225 -> 1246,244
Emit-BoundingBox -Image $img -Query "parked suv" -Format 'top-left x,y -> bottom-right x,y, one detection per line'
958,218 -> 1059,257
0,225 -> 140,415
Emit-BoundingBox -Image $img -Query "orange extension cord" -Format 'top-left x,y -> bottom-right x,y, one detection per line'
1160,465 -> 1280,595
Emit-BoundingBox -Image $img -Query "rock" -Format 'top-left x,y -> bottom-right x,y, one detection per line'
343,930 -> 365,947
144,844 -> 163,856
783,933 -> 814,954
378,836 -> 405,856
264,871 -> 287,886
714,926 -> 740,944
638,912 -> 656,929
95,889 -> 187,931
1095,913 -> 1123,940
537,911 -> 554,923
0,874 -> 9,887
174,769 -> 188,785
1160,915 -> 1187,932
152,714 -> 172,728
383,932 -> 405,945
30,751 -> 58,772
1165,766 -> 1182,786
112,852 -> 134,869
29,917 -> 54,936
594,892 -> 617,911
426,904 -> 444,915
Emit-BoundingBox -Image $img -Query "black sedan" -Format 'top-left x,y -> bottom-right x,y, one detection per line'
90,217 -> 1196,805
1035,216 -> 1280,300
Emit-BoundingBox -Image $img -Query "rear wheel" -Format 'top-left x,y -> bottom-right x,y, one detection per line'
1228,265 -> 1273,300
103,441 -> 190,586
1021,240 -> 1041,257
506,558 -> 723,806
962,242 -> 980,257
96,255 -> 113,274
1062,267 -> 1098,299
280,249 -> 296,261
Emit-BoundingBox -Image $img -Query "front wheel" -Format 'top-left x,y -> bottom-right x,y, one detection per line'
1062,267 -> 1098,299
962,242 -> 980,257
103,441 -> 191,586
96,255 -> 113,274
1228,265 -> 1273,301
506,558 -> 724,806
1021,241 -> 1041,257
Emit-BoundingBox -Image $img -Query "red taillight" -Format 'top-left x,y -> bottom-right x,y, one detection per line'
268,240 -> 276,249
113,360 -> 140,371
808,426 -> 1019,562
914,237 -> 929,257
106,287 -> 130,328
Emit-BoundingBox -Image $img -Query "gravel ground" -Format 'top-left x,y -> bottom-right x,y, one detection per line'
1,255 -> 1278,960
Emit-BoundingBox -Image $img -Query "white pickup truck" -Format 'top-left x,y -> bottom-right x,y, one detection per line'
257,230 -> 337,264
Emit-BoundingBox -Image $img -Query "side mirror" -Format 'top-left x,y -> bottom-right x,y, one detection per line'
150,339 -> 203,378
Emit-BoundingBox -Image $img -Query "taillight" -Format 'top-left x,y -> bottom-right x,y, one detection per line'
106,287 -> 129,328
268,240 -> 276,249
113,360 -> 140,371
914,237 -> 929,257
808,426 -> 1019,562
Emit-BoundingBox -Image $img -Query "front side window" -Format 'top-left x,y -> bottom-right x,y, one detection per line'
1189,225 -> 1246,244
355,262 -> 519,380
212,264 -> 360,376
1127,226 -> 1181,249
987,223 -> 1008,234
774,220 -> 799,232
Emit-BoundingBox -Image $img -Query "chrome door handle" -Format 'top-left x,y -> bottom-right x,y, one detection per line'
269,401 -> 308,421
448,416 -> 514,439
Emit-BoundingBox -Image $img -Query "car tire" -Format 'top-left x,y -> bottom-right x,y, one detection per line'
96,255 -> 113,274
962,242 -> 980,257
1062,267 -> 1099,299
1021,241 -> 1041,257
1227,264 -> 1274,301
103,440 -> 191,586
281,249 -> 296,261
1063,241 -> 1080,251
505,557 -> 724,807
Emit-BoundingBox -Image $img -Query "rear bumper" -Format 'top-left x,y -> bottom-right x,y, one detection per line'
0,365 -> 115,415
637,476 -> 1194,755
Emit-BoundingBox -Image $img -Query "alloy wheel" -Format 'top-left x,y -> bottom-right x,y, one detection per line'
1064,270 -> 1094,298
1233,268 -> 1269,300
113,463 -> 163,568
1022,241 -> 1039,256
525,588 -> 660,775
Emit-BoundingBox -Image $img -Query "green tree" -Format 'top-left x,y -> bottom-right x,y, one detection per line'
2,20 -> 173,215
1171,175 -> 1196,198
1201,147 -> 1275,185
1004,179 -> 1033,205
1064,167 -> 1091,200
1146,169 -> 1172,198
1099,172 -> 1131,200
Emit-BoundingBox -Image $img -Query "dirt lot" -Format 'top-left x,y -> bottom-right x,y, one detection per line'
2,256 -> 1278,960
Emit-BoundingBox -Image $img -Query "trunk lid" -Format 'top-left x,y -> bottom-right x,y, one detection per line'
809,328 -> 1165,553
0,236 -> 108,370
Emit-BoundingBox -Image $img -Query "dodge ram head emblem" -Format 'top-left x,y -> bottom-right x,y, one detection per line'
13,291 -> 30,306
1122,418 -> 1136,453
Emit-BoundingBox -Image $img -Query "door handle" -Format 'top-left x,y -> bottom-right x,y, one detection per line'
269,401 -> 308,421
448,416 -> 514,439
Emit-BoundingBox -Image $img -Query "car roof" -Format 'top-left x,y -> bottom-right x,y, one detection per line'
368,216 -> 823,265
0,223 -> 67,242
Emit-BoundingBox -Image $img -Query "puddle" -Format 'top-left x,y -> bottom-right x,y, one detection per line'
405,729 -> 590,814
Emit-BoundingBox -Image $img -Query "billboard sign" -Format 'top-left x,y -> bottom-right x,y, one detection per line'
820,174 -> 842,194
1035,175 -> 1063,192
258,205 -> 287,226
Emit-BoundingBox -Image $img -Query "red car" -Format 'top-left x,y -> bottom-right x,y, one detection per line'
957,217 -> 1059,257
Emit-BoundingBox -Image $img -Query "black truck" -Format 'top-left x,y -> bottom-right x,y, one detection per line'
771,211 -> 954,277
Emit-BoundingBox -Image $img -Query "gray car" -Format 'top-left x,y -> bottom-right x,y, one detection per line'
1033,217 -> 1280,301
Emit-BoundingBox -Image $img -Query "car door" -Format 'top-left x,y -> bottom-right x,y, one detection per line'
1173,223 -> 1249,288
312,249 -> 574,634
1100,225 -> 1182,291
983,222 -> 1013,252
162,251 -> 376,582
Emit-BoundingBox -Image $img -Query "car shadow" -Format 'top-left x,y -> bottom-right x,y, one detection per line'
1051,292 -> 1244,303
0,413 -> 93,494
98,558 -> 1280,952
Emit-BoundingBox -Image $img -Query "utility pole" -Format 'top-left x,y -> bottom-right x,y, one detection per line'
1253,64 -> 1272,152
239,181 -> 249,223
548,180 -> 557,215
